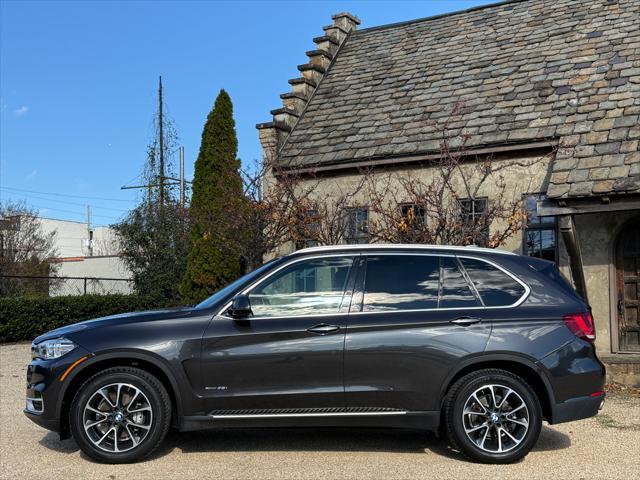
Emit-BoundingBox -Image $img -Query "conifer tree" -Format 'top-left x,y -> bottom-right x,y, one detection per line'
180,89 -> 245,303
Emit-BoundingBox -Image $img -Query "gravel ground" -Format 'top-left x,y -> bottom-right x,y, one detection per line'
1,342 -> 639,480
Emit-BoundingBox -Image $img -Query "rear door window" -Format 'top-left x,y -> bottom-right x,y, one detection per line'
363,255 -> 439,311
459,257 -> 526,307
362,255 -> 482,312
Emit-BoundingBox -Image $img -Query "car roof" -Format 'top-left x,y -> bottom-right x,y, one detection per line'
289,244 -> 516,257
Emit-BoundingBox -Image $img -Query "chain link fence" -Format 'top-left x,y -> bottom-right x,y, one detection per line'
0,275 -> 134,297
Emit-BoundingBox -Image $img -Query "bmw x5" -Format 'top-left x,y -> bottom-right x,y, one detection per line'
25,244 -> 605,464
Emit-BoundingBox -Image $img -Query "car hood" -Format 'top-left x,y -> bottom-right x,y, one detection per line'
33,306 -> 197,344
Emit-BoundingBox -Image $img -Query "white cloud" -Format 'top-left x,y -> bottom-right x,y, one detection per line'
25,169 -> 38,181
14,105 -> 29,116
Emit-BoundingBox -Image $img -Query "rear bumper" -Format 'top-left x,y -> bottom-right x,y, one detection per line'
549,393 -> 604,425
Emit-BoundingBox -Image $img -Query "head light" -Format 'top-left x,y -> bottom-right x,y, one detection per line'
33,338 -> 76,359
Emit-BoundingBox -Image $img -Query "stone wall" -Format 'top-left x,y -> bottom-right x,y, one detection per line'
273,151 -> 552,256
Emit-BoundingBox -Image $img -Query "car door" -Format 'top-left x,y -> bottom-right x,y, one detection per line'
200,255 -> 357,412
344,253 -> 493,412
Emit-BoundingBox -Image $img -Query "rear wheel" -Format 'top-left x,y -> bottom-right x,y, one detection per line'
70,367 -> 171,463
444,369 -> 542,464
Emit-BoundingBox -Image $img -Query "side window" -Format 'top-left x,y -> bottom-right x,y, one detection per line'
459,257 -> 526,307
344,207 -> 369,244
249,257 -> 354,317
363,255 -> 439,311
459,198 -> 489,247
439,257 -> 480,308
523,194 -> 558,263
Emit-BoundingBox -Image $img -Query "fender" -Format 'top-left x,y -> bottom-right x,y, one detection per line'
56,348 -> 184,419
438,352 -> 557,406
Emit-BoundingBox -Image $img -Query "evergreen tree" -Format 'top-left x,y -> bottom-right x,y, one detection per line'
180,89 -> 246,303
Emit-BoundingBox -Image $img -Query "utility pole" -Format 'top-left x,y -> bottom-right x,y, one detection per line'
120,77 -> 191,199
179,146 -> 185,207
158,76 -> 165,207
86,204 -> 93,256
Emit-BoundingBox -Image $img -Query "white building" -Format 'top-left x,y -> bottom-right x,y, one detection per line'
39,217 -> 133,295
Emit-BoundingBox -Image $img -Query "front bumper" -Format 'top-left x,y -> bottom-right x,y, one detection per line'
549,392 -> 605,425
23,346 -> 91,435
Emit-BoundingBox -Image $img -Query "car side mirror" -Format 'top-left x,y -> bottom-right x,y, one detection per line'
229,294 -> 252,319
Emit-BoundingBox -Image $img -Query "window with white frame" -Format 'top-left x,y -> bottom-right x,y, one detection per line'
459,197 -> 489,247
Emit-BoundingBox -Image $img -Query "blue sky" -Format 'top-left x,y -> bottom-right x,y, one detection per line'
1,0 -> 486,226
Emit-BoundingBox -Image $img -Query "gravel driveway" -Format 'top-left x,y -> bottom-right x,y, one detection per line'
1,342 -> 639,479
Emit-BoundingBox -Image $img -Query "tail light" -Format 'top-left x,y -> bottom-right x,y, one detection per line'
563,312 -> 595,342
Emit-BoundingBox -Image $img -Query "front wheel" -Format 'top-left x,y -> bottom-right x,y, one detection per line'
444,369 -> 542,464
70,366 -> 171,463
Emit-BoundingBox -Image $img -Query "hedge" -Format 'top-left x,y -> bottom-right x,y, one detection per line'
0,294 -> 171,343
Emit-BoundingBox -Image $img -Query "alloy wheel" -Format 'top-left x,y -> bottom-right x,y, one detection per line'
461,384 -> 529,453
82,382 -> 153,453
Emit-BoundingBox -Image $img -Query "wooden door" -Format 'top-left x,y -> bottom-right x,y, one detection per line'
616,221 -> 640,352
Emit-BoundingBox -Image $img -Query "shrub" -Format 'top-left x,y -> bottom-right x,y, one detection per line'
0,294 -> 170,343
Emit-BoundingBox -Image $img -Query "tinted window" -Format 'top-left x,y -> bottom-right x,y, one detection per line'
363,255 -> 439,311
459,257 -> 526,306
249,257 -> 353,317
440,257 -> 480,308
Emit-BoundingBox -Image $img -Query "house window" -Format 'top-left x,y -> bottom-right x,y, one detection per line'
295,208 -> 320,250
345,207 -> 369,244
523,194 -> 557,263
459,198 -> 489,247
400,204 -> 425,225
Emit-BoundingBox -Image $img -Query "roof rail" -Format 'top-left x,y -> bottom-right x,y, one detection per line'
290,244 -> 516,256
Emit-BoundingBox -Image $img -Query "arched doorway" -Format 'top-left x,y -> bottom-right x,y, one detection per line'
615,218 -> 640,352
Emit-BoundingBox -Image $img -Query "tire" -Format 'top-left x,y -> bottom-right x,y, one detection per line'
69,367 -> 171,463
444,368 -> 542,464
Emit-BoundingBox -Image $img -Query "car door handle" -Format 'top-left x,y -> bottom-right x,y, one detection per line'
307,324 -> 341,334
450,317 -> 482,326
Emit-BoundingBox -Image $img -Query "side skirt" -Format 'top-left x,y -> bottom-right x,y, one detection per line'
179,409 -> 440,432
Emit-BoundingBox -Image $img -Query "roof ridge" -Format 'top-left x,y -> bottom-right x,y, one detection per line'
355,0 -> 527,34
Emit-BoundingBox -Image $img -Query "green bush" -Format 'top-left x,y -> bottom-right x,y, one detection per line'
0,294 -> 169,343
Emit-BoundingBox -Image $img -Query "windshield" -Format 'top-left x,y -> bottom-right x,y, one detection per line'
194,258 -> 283,310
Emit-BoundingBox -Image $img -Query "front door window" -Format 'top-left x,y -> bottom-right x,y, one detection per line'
249,257 -> 354,317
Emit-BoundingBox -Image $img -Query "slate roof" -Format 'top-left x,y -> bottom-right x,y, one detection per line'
276,0 -> 640,199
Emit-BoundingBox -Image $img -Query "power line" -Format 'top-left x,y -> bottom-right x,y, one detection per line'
0,186 -> 136,203
1,191 -> 131,213
26,204 -> 123,221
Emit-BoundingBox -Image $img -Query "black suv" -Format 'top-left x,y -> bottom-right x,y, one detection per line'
25,245 -> 605,464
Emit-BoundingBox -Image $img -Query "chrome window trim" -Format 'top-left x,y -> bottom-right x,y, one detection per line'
216,250 -> 530,319
456,254 -> 530,308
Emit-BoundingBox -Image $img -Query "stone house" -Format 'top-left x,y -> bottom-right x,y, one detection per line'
256,0 -> 640,384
